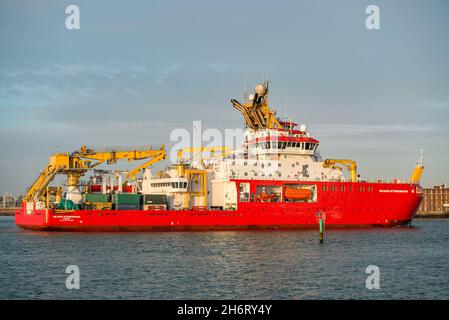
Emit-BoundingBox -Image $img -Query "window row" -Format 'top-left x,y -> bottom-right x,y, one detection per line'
249,141 -> 318,151
150,182 -> 188,189
321,185 -> 373,192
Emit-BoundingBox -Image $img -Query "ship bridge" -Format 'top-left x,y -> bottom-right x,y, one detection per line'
232,82 -> 320,157
244,123 -> 320,156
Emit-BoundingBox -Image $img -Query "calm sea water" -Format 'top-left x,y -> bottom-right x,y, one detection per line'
0,216 -> 448,300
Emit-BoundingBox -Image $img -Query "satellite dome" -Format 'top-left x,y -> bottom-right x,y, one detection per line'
300,124 -> 307,132
255,84 -> 267,97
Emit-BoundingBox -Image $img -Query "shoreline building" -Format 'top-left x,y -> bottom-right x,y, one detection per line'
418,184 -> 449,214
0,193 -> 23,208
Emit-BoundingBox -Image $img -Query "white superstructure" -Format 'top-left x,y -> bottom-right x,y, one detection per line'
140,83 -> 344,210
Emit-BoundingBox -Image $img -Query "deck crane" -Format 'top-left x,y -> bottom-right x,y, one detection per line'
231,82 -> 282,130
322,159 -> 358,182
409,150 -> 425,183
24,145 -> 166,203
177,146 -> 231,170
176,146 -> 231,209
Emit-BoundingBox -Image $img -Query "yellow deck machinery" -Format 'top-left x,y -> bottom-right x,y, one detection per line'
231,82 -> 282,130
24,145 -> 166,204
322,159 -> 358,182
176,146 -> 231,209
409,151 -> 425,183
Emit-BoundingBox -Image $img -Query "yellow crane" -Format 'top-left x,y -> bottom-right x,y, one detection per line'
73,145 -> 167,181
322,159 -> 358,182
231,82 -> 282,130
176,146 -> 231,209
409,150 -> 425,183
24,145 -> 166,202
177,146 -> 231,169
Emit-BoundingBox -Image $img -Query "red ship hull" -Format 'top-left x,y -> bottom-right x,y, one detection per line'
15,181 -> 423,232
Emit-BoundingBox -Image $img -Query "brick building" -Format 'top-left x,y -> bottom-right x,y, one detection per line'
418,184 -> 449,214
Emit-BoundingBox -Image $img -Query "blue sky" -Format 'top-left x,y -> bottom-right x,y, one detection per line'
1,0 -> 448,194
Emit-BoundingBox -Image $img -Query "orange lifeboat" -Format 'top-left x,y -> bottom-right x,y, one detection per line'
283,187 -> 312,200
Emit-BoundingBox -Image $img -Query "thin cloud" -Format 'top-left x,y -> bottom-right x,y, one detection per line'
313,123 -> 438,137
155,63 -> 182,84
409,101 -> 449,110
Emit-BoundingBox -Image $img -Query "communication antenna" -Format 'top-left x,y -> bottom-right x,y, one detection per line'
244,78 -> 248,104
418,149 -> 424,166
265,78 -> 271,105
284,97 -> 287,123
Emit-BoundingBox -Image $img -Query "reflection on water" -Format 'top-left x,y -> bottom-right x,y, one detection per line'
0,216 -> 448,299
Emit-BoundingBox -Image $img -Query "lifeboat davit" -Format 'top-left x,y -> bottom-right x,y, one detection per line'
283,187 -> 312,200
257,192 -> 278,202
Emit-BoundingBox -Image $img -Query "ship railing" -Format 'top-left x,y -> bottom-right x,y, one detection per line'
358,179 -> 404,184
51,145 -> 164,155
84,145 -> 164,153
